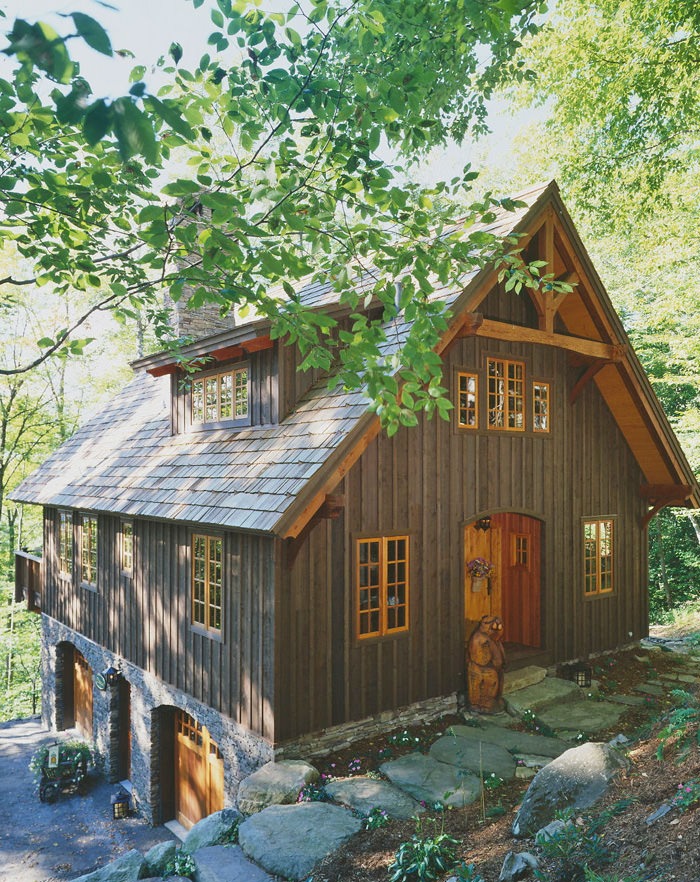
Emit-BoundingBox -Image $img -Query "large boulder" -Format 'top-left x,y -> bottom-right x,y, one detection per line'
193,844 -> 274,882
325,776 -> 423,819
429,734 -> 517,780
182,808 -> 242,853
512,742 -> 629,838
238,802 -> 361,881
141,840 -> 178,877
70,850 -> 144,882
236,759 -> 319,816
380,752 -> 480,808
498,851 -> 539,881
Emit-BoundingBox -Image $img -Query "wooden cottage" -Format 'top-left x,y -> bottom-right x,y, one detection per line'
12,181 -> 700,828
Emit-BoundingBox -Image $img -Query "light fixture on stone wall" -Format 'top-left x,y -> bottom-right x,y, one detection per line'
95,666 -> 121,691
111,786 -> 131,819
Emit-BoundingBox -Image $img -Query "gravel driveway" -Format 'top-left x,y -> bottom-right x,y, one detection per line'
0,717 -> 176,882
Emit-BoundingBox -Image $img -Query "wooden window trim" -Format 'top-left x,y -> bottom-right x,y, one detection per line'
80,514 -> 98,590
512,533 -> 530,569
487,357 -> 525,432
456,371 -> 479,430
58,510 -> 73,579
533,381 -> 551,434
190,363 -> 250,430
121,520 -> 133,576
583,518 -> 615,597
191,534 -> 224,637
356,535 -> 410,640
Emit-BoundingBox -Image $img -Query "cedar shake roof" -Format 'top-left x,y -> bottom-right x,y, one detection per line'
12,181 -> 700,534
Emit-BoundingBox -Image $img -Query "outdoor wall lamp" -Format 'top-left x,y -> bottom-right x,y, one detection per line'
474,516 -> 492,532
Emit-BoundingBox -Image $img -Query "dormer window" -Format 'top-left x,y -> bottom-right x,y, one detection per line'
191,365 -> 249,428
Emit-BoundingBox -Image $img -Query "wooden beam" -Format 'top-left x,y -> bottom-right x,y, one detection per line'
570,361 -> 606,404
640,484 -> 693,528
210,344 -> 244,362
284,494 -> 346,565
279,419 -> 380,539
146,363 -> 177,378
459,316 -> 625,361
241,335 -> 273,353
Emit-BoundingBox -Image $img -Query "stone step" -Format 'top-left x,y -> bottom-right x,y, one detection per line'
608,694 -> 648,707
634,683 -> 664,697
537,699 -> 627,735
194,845 -> 274,882
504,665 -> 548,694
505,677 -> 583,716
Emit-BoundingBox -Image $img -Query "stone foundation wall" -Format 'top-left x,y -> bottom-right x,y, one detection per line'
275,693 -> 459,760
41,616 -> 273,824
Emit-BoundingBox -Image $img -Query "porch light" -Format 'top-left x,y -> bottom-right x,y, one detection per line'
95,666 -> 121,691
474,516 -> 491,532
111,786 -> 130,819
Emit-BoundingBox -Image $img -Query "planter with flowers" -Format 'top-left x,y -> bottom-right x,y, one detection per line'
466,557 -> 494,592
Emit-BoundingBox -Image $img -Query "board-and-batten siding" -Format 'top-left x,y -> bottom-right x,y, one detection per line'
276,334 -> 648,743
43,513 -> 275,741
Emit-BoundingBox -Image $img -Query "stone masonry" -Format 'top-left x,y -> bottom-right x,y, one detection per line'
41,615 -> 273,824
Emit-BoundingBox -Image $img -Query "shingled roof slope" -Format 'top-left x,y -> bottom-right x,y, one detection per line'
10,187 -> 545,532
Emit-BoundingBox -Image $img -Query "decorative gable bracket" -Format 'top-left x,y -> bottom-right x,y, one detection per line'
640,484 -> 693,528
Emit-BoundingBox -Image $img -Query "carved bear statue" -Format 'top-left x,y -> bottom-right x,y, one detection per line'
467,615 -> 505,713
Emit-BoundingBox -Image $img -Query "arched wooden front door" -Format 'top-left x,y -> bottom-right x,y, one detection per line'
464,513 -> 541,648
73,649 -> 93,738
175,711 -> 224,829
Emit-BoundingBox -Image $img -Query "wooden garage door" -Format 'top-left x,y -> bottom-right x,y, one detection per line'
175,711 -> 224,829
73,650 -> 93,739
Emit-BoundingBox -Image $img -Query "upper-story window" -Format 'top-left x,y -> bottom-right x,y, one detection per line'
192,534 -> 223,635
192,366 -> 248,427
457,372 -> 479,429
487,358 -> 525,430
533,382 -> 550,433
80,514 -> 98,588
455,361 -> 552,434
59,511 -> 73,577
121,520 -> 133,574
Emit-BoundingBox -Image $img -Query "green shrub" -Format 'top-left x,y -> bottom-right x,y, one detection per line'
164,850 -> 196,879
363,806 -> 390,830
388,818 -> 458,882
655,689 -> 700,761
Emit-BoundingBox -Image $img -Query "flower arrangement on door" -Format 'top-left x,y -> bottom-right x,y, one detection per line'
466,557 -> 495,592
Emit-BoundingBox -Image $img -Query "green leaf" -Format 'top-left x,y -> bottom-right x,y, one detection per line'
112,97 -> 158,163
82,99 -> 112,145
145,95 -> 195,140
169,42 -> 183,64
71,13 -> 112,56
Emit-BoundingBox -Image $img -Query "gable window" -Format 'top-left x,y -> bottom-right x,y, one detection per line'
584,519 -> 614,596
356,536 -> 409,638
533,382 -> 550,433
80,514 -> 98,587
59,511 -> 73,577
192,366 -> 248,426
192,535 -> 223,634
487,358 -> 524,430
456,372 -> 478,429
121,521 -> 133,574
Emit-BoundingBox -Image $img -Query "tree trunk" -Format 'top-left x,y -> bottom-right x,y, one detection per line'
655,518 -> 672,608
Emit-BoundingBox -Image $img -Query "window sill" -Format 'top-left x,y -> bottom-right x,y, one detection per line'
81,582 -> 97,593
190,624 -> 224,643
355,630 -> 410,646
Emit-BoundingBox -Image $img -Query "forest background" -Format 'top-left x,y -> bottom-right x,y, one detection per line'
2,0 -> 699,721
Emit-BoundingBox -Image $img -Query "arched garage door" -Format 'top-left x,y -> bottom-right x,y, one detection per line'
175,710 -> 224,829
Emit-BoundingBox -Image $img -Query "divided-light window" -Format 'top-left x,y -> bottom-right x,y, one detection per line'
59,511 -> 73,576
584,519 -> 614,596
192,366 -> 248,426
533,382 -> 550,433
192,535 -> 223,634
487,358 -> 525,430
81,514 -> 98,587
121,521 -> 133,573
357,536 -> 409,638
456,372 -> 478,429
